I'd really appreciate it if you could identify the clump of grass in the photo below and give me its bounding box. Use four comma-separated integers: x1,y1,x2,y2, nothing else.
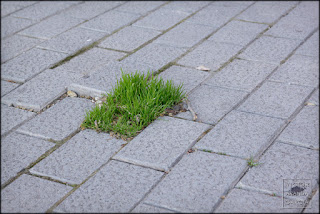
247,156,261,168
81,70,185,139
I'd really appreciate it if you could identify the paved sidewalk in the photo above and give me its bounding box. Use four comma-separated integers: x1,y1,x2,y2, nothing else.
1,1,319,213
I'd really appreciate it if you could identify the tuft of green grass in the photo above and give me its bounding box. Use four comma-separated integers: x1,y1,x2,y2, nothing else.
81,70,186,139
247,156,261,168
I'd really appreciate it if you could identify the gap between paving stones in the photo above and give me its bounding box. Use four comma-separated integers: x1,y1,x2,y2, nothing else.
301,187,320,213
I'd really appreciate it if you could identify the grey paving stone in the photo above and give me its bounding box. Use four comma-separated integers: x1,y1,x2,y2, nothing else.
269,55,319,87
69,61,156,98
64,1,123,20
295,31,319,57
1,132,54,185
1,104,35,136
238,36,301,65
195,110,285,159
1,69,81,112
143,151,247,212
238,81,314,119
236,1,297,24
289,1,319,19
240,142,319,196
1,34,44,63
132,203,174,213
1,48,67,83
154,21,216,48
18,13,85,39
162,1,211,13
1,80,20,97
215,188,301,213
98,26,161,52
1,1,37,17
277,106,319,149
122,42,188,71
186,4,245,27
265,13,318,41
133,8,190,31
30,130,124,185
113,116,210,172
1,174,72,213
177,40,242,71
308,89,319,105
17,97,94,141
1,16,36,38
11,1,80,21
204,59,277,92
53,47,125,76
37,27,108,54
81,10,140,33
208,20,268,47
213,1,254,8
55,160,163,213
115,1,165,15
177,84,248,124
304,189,319,213
158,65,209,94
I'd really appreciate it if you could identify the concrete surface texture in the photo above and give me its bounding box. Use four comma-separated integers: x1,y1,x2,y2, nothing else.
1,1,319,213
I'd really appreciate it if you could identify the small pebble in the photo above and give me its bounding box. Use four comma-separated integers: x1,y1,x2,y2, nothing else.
67,90,77,97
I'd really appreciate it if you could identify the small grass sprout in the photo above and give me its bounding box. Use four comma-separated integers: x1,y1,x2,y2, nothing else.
247,156,261,168
81,70,186,139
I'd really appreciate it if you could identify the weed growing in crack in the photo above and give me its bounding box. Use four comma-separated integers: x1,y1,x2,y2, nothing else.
81,70,185,139
247,156,261,168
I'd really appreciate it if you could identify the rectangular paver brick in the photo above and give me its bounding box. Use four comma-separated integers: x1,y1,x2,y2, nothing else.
1,69,81,112
1,16,36,38
17,97,94,141
277,106,319,149
11,1,79,21
158,65,209,94
195,110,285,159
177,40,242,71
1,80,20,97
113,116,210,172
1,104,35,136
295,31,319,57
208,20,268,47
122,42,187,71
238,36,301,65
98,26,161,52
53,47,125,76
30,130,124,184
64,1,123,20
55,160,163,213
186,4,245,27
81,10,140,33
176,84,248,124
215,188,301,213
132,203,174,213
1,132,54,185
18,13,85,39
1,1,37,17
1,34,44,63
115,1,165,15
143,151,247,212
236,1,297,24
68,61,156,98
269,55,319,87
290,1,319,19
162,1,211,13
204,59,277,92
37,27,108,54
133,8,190,31
1,48,67,83
237,81,314,119
265,12,318,41
239,142,319,196
1,174,72,213
154,21,216,48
